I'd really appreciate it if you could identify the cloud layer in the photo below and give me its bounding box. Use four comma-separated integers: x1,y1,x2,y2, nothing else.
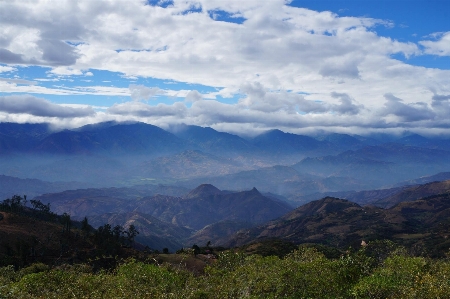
0,0,449,135
0,95,95,118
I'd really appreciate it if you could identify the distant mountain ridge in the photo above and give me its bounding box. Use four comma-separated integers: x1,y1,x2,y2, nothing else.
2,121,450,196
33,184,293,250
223,190,450,256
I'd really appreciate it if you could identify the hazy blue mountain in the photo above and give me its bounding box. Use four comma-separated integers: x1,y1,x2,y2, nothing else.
180,165,366,199
395,133,450,150
0,122,51,153
352,143,450,163
34,122,189,155
395,172,450,187
26,155,129,184
315,133,379,149
133,150,247,179
251,129,324,154
180,165,308,191
293,143,450,188
0,175,88,201
170,124,257,155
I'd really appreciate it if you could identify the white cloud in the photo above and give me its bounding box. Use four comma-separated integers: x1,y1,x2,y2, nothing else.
129,84,166,101
420,32,450,56
0,66,16,73
379,94,435,122
185,90,203,102
0,77,37,85
330,92,364,115
0,95,96,118
0,0,449,134
107,101,187,117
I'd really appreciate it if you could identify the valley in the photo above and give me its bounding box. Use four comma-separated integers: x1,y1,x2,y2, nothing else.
2,121,450,255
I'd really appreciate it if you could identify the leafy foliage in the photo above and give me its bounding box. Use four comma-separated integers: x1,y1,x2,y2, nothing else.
2,244,450,298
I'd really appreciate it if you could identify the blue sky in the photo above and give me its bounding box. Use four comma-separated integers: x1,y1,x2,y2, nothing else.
0,0,449,135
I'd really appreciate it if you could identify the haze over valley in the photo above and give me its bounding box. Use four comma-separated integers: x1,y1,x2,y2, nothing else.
2,4,450,297
2,120,450,252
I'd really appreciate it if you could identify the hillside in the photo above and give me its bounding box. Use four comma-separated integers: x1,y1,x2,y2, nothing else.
33,184,293,248
132,186,292,230
33,184,190,217
374,180,450,208
0,209,124,268
223,191,450,256
87,212,193,251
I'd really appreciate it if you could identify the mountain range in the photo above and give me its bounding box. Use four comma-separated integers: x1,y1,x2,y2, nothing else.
223,181,450,257
24,178,450,254
2,121,450,195
32,184,292,251
2,121,450,253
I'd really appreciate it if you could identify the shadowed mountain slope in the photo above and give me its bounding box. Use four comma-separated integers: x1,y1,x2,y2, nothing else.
87,211,193,251
224,190,450,256
374,180,450,208
133,187,292,230
33,184,293,232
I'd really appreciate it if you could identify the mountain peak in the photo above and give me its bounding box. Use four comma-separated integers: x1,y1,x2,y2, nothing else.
250,187,261,195
185,184,222,199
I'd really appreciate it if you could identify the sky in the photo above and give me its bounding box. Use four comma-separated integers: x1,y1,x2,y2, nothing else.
0,0,449,136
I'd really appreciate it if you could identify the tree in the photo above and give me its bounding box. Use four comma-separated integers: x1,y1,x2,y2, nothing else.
0,195,27,213
30,199,51,214
192,244,200,255
81,217,91,238
61,213,71,233
125,225,139,248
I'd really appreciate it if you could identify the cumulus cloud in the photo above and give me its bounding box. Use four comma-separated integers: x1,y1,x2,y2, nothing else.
0,66,16,73
239,82,327,114
0,95,96,118
0,48,27,64
431,93,450,116
185,90,203,102
320,55,362,79
129,84,165,101
107,101,187,117
37,39,80,66
420,32,450,56
379,93,435,122
330,92,363,115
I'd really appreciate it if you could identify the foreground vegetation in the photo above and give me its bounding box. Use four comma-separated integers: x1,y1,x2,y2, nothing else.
1,242,450,299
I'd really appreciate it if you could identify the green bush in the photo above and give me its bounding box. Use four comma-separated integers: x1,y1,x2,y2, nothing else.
2,245,450,299
351,256,427,298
